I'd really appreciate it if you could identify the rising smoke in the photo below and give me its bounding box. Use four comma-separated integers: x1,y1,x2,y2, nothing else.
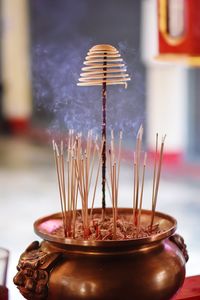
30,0,145,140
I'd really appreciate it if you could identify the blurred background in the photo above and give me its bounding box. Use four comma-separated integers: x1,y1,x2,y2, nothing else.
0,0,200,299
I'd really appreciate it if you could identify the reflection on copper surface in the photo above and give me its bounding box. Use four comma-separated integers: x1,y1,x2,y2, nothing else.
39,219,62,233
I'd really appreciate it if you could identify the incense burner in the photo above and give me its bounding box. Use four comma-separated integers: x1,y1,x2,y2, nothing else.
13,208,188,300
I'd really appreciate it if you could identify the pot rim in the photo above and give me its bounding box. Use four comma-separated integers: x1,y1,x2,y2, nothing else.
34,208,177,248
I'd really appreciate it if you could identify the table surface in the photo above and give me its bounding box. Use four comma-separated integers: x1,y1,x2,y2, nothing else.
174,275,200,300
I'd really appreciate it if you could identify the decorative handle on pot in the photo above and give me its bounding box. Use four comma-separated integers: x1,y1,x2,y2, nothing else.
169,234,189,262
13,241,62,300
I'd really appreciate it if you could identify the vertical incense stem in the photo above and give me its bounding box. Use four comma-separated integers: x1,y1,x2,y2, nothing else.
106,178,112,205
60,141,67,236
137,153,147,235
90,139,104,218
116,130,122,208
151,133,158,215
134,127,142,226
113,162,117,239
88,136,97,191
102,52,107,216
53,142,67,237
151,135,166,228
133,152,136,225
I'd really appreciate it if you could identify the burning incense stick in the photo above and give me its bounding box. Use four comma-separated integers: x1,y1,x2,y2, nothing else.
77,44,130,213
65,133,104,239
53,141,67,236
150,135,166,228
133,126,143,226
90,138,105,218
53,135,81,238
52,127,166,241
116,130,123,207
151,133,158,217
113,162,117,239
102,53,107,216
88,135,98,191
137,152,147,235
108,130,123,238
133,151,137,225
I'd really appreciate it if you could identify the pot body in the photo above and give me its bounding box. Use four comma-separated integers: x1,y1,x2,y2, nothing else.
13,210,188,300
46,239,185,300
14,237,187,300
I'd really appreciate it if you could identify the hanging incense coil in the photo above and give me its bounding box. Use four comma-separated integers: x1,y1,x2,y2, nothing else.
77,44,131,87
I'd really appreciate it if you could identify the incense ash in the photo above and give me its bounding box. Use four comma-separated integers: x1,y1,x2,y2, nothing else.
51,213,161,241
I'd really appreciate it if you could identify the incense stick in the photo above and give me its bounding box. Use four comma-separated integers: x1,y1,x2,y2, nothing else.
150,135,166,228
137,152,147,235
90,139,105,218
113,162,117,239
133,126,143,226
116,130,122,209
151,133,158,218
52,127,166,241
102,53,107,213
53,141,67,237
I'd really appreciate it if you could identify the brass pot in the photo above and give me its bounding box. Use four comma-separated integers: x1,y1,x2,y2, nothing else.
14,208,188,300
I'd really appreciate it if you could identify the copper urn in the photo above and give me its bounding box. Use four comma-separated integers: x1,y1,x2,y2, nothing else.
14,208,188,300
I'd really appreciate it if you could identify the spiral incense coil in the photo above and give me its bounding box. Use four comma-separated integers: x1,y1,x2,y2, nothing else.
77,44,131,87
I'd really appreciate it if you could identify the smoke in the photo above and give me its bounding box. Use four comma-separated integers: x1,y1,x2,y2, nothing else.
32,41,145,138
30,1,145,140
